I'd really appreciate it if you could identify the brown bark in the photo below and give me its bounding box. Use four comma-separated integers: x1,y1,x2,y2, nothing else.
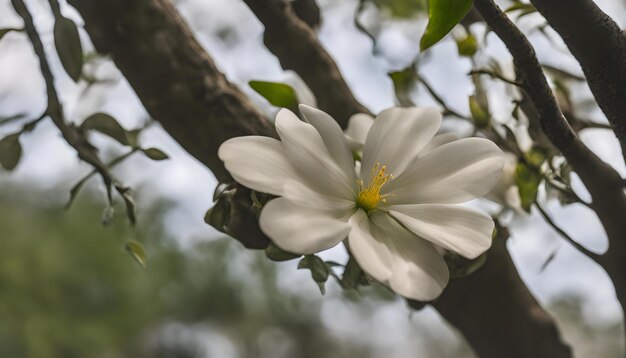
64,0,574,356
67,0,276,181
242,0,369,128
433,225,572,358
528,0,626,162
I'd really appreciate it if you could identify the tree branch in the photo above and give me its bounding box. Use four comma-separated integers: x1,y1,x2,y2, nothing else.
242,0,369,127
475,0,626,336
12,0,123,206
67,0,276,182
528,0,626,162
433,224,573,358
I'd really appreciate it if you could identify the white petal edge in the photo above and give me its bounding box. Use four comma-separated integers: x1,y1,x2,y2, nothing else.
259,198,351,255
345,113,374,149
275,109,356,200
299,104,357,184
361,107,442,180
389,204,494,259
218,136,297,196
370,212,449,301
384,137,505,205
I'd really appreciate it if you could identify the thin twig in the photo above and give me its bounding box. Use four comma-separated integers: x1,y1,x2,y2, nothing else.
418,75,470,120
12,0,124,205
470,69,525,87
535,202,602,264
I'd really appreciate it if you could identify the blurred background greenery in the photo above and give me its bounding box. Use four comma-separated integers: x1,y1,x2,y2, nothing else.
0,185,622,358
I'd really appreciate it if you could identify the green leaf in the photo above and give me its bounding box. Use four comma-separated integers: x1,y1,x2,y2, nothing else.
340,255,365,290
469,95,490,128
249,81,298,108
0,28,22,41
80,113,130,146
515,162,542,212
124,240,146,268
420,0,473,51
0,133,22,171
117,186,137,225
456,33,478,57
53,16,83,82
65,173,93,209
141,148,169,161
265,242,301,262
389,66,418,107
298,255,329,294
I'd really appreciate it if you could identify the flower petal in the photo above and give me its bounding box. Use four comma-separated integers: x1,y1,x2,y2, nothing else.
283,179,356,212
389,204,493,259
276,109,356,200
370,212,449,301
218,136,297,196
345,113,374,150
384,137,504,204
260,198,351,255
299,104,356,183
361,107,441,180
347,209,394,284
419,132,458,157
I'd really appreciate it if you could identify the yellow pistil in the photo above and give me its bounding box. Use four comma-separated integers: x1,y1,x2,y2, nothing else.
356,162,393,211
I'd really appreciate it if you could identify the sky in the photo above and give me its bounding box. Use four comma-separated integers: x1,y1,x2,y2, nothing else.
1,0,626,356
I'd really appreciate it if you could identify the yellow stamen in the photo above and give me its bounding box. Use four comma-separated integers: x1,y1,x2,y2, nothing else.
356,162,393,211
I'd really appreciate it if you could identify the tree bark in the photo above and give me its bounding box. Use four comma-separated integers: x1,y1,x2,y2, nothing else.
433,225,572,358
528,0,626,162
67,0,276,181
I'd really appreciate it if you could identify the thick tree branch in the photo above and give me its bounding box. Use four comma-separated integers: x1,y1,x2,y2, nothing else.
433,224,572,358
242,0,369,127
68,0,274,248
528,0,626,162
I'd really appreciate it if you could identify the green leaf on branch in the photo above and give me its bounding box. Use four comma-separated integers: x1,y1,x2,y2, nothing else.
340,255,366,290
53,16,83,82
515,162,542,212
0,133,22,171
141,148,169,161
389,66,418,107
125,240,146,268
420,0,473,51
80,113,130,146
456,33,478,57
298,255,329,294
469,94,490,128
265,242,301,262
249,81,298,109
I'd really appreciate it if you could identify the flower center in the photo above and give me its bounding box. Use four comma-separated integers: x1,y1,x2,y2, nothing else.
356,162,393,211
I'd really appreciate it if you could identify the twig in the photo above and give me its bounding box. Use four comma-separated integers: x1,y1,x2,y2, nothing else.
418,75,470,120
470,69,525,87
12,0,123,205
535,202,602,264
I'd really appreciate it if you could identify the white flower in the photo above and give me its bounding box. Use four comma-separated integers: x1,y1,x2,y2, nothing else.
484,152,523,212
219,105,504,300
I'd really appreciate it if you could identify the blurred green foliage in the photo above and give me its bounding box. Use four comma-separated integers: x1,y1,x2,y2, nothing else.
0,192,370,358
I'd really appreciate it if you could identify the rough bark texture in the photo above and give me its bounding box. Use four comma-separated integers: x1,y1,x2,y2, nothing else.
68,0,276,181
66,0,575,356
529,0,626,162
433,225,572,358
242,0,369,128
475,0,626,337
